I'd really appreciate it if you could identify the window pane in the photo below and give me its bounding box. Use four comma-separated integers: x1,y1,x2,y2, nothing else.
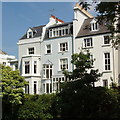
104,53,110,70
43,65,52,79
50,83,52,93
34,61,37,74
34,81,37,94
60,58,68,70
28,48,34,54
46,45,51,54
25,61,30,74
50,69,52,78
66,29,68,34
103,80,108,87
46,69,49,78
104,36,110,44
43,84,45,92
46,83,49,93
84,38,92,47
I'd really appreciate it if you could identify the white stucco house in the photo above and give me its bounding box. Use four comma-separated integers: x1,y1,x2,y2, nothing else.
18,3,120,94
0,49,18,71
74,4,120,87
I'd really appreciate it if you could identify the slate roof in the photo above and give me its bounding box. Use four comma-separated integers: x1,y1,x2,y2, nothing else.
20,25,45,40
76,18,111,38
20,22,73,40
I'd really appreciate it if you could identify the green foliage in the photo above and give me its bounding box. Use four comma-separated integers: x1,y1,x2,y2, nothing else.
95,2,120,48
63,51,101,87
0,64,27,119
60,51,120,118
59,83,120,118
17,94,55,120
0,64,27,105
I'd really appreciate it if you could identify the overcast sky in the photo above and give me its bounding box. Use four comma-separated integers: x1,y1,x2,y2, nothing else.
2,2,97,58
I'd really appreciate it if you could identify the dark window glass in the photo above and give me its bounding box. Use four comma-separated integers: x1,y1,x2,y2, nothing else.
104,36,110,44
46,83,49,93
25,82,29,94
34,61,37,74
103,80,108,87
28,48,34,54
34,81,37,94
25,61,30,74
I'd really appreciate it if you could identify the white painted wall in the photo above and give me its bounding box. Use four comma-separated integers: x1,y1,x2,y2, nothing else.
41,36,73,94
41,36,73,75
18,37,42,94
75,33,116,87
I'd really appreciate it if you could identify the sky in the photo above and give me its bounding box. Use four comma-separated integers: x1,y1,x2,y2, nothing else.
2,2,97,58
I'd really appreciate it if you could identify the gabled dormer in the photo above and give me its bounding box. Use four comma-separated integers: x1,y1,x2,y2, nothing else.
27,28,37,38
90,18,99,31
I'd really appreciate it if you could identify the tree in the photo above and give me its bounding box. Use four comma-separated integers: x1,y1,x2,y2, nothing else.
0,64,27,119
58,51,120,118
63,51,101,87
95,2,120,48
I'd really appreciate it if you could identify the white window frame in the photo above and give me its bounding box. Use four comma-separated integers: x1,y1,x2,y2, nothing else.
43,65,52,79
103,35,110,45
25,81,29,94
28,47,34,55
103,79,108,87
104,52,111,71
33,81,37,94
27,31,33,38
49,29,52,38
34,61,37,74
59,42,68,52
91,22,98,31
48,27,69,38
46,44,51,54
84,38,93,48
59,58,68,70
25,61,30,74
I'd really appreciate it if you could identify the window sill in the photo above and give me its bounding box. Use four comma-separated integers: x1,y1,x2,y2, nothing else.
102,44,111,47
45,53,52,55
102,70,112,73
58,69,68,72
58,51,68,54
22,74,41,77
82,46,93,49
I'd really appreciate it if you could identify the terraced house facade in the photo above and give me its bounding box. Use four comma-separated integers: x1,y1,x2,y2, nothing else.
18,3,120,94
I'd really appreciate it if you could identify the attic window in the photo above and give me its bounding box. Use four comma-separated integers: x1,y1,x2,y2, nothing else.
91,22,98,31
49,27,69,38
28,31,33,38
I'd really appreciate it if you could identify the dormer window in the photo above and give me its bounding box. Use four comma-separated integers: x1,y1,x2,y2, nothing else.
49,27,69,38
91,22,98,31
90,19,99,31
28,32,33,38
27,28,35,38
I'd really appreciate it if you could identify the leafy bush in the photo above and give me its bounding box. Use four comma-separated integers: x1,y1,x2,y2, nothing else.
17,94,55,120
